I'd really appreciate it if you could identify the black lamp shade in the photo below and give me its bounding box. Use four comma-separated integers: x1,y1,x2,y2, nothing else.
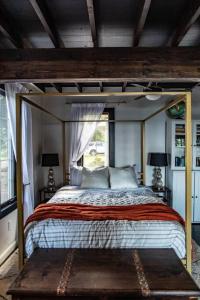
41,153,59,167
148,153,168,167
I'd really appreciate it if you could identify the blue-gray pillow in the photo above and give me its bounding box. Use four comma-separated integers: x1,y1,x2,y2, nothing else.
109,167,138,189
81,167,109,189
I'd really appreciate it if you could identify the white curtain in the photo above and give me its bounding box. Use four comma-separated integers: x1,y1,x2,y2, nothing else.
5,83,34,222
69,103,105,177
5,83,27,158
22,101,34,221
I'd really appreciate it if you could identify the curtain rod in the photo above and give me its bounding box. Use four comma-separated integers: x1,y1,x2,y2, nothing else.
65,101,127,105
64,120,142,123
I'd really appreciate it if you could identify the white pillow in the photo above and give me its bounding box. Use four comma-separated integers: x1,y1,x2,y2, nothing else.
81,167,109,189
109,167,138,189
70,166,83,186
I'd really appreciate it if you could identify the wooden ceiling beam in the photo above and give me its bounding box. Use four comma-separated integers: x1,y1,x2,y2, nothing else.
1,48,200,82
86,0,98,47
168,0,200,46
29,0,64,48
134,0,151,47
75,83,82,93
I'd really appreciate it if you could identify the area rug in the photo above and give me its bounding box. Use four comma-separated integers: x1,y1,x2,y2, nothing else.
0,251,18,300
1,245,200,300
192,240,200,286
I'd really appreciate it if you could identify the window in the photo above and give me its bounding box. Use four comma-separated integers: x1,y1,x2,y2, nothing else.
83,113,109,169
0,93,16,218
82,108,115,169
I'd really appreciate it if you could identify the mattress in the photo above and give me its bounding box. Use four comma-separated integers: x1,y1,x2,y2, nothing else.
25,186,185,258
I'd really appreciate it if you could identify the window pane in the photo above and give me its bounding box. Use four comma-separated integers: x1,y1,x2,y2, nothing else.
83,114,109,169
0,95,15,204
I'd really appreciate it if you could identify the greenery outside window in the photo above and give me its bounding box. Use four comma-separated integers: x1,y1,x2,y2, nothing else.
81,108,115,169
83,113,109,169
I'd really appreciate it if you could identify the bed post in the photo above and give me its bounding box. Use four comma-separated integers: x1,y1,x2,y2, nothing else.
16,94,24,270
185,92,192,273
141,121,146,185
62,121,66,184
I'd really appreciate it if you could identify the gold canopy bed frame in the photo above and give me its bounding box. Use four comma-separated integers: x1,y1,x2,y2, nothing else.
16,91,192,272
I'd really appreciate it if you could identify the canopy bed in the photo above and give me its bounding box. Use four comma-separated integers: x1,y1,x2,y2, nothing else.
15,91,192,272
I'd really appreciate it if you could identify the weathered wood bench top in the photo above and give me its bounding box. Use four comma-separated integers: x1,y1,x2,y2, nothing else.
8,248,200,299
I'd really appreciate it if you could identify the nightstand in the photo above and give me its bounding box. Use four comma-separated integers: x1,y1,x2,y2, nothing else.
149,186,172,207
39,187,59,203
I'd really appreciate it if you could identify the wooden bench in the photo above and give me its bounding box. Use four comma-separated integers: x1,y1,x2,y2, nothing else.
8,248,200,300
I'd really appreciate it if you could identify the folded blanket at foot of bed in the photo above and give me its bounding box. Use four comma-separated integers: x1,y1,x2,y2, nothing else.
25,202,184,227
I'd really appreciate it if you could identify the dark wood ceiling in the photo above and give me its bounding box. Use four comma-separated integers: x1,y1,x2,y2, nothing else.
0,0,200,92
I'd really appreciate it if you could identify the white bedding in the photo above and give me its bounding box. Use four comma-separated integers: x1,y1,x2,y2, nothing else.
25,186,185,258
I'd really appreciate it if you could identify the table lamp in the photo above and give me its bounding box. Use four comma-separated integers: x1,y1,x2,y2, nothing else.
148,152,168,190
42,153,59,192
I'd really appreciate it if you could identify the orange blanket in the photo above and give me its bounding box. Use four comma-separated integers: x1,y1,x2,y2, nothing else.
25,203,184,227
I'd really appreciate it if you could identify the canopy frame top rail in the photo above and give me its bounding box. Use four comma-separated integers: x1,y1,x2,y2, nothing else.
20,91,188,123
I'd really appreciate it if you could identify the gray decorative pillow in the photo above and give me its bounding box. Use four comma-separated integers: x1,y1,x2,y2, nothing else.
70,166,83,186
109,167,138,189
81,167,109,189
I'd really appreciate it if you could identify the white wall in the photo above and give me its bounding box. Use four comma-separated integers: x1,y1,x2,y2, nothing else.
145,112,167,186
115,106,141,172
42,122,64,187
115,107,167,185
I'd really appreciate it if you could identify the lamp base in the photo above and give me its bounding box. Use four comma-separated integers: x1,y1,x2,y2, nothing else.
47,167,56,192
152,167,163,191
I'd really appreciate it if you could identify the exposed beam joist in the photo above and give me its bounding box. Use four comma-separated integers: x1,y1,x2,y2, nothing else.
122,82,127,92
168,0,200,46
1,48,200,82
23,83,45,93
0,6,31,48
51,83,62,93
86,0,98,47
134,0,151,47
0,84,5,94
75,83,82,93
99,82,103,92
29,0,64,48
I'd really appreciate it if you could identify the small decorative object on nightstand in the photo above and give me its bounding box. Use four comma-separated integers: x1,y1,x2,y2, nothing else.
41,153,59,192
148,152,168,190
150,186,172,207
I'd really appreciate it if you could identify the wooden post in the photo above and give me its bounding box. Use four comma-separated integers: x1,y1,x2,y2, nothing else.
185,92,192,273
62,121,66,184
16,94,24,269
